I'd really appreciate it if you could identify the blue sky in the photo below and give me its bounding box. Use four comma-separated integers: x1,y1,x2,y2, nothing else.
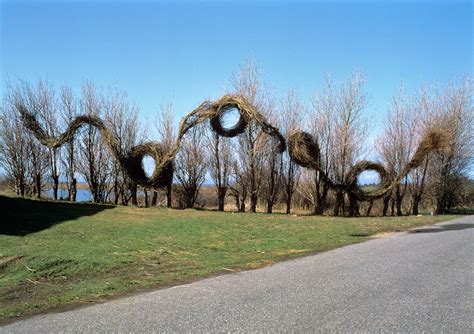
1,0,472,141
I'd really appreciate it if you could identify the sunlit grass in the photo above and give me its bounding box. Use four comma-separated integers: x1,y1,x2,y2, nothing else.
0,195,457,322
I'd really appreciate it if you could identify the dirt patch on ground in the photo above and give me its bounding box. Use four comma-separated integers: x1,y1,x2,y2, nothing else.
0,256,22,269
370,232,399,239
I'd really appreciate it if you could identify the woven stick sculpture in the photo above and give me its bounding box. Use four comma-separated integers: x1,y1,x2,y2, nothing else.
16,94,286,190
287,128,451,201
17,92,449,203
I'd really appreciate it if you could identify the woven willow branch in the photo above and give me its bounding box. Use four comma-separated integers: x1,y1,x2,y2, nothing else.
287,128,451,201
17,92,450,202
16,94,285,190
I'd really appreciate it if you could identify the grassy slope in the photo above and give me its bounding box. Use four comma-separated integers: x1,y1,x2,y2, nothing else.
0,195,457,322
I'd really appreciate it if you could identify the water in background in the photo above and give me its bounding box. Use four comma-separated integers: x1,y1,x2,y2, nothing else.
44,188,92,202
43,188,149,203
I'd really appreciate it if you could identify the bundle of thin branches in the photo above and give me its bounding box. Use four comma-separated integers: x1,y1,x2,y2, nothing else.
209,95,286,152
287,131,320,170
16,94,285,190
287,128,451,202
346,161,392,201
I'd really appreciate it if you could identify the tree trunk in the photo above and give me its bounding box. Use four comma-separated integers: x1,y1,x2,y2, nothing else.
314,198,325,215
217,187,227,211
396,197,403,216
20,179,25,197
152,191,158,206
285,192,292,214
70,178,77,202
233,194,240,212
382,195,390,216
91,179,99,203
333,190,344,216
131,183,138,207
435,196,446,215
16,177,26,197
348,193,360,217
411,158,429,216
144,189,149,208
435,161,449,215
113,181,119,205
15,181,20,196
240,200,246,213
186,193,194,209
166,184,172,208
35,173,41,199
67,140,76,202
314,182,329,215
435,166,450,215
120,189,127,205
52,175,59,201
412,195,421,215
266,199,273,214
250,192,257,213
313,172,322,215
395,186,403,216
366,199,374,217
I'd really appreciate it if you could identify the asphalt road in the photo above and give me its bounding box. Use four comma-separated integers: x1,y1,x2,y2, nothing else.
2,215,473,333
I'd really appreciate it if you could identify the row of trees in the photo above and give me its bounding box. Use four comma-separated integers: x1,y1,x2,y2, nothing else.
301,74,473,216
1,63,472,216
0,81,142,205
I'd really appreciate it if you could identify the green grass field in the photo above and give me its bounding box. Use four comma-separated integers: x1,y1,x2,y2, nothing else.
0,195,458,322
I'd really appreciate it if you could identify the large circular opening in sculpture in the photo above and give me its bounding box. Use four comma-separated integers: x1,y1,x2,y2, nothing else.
357,170,381,192
142,155,156,178
123,142,173,189
210,103,248,137
220,106,240,128
347,161,389,201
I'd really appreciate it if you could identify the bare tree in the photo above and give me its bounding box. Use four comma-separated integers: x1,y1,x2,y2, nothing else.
377,86,417,216
303,73,368,216
12,81,62,200
104,88,140,205
307,76,337,215
59,85,78,201
262,135,284,213
239,123,266,213
331,72,368,216
207,130,232,211
261,100,284,214
429,78,473,214
77,82,112,203
155,101,176,207
174,126,207,208
229,58,269,213
408,88,434,215
1,82,52,199
26,131,48,198
0,101,30,197
297,170,318,213
229,159,248,212
280,90,302,214
23,81,62,200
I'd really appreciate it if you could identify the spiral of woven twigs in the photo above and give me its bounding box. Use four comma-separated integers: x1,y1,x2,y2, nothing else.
17,92,450,201
16,94,286,190
208,95,286,152
288,128,451,201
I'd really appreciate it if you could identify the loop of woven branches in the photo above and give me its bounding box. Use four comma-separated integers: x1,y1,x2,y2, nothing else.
17,91,450,201
209,95,286,152
288,128,451,201
16,94,286,190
